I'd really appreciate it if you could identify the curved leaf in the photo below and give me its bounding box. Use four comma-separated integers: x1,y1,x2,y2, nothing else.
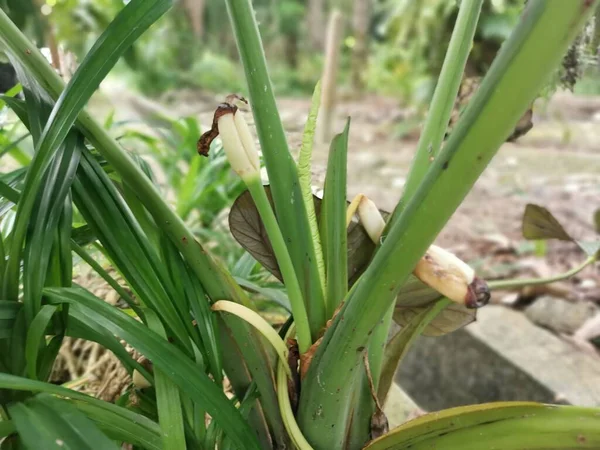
0,373,161,449
365,402,600,449
9,394,118,450
44,286,261,450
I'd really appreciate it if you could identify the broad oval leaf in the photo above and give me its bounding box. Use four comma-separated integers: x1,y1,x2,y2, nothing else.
523,204,600,256
394,276,476,336
365,402,600,449
229,186,377,285
522,204,572,241
394,302,476,337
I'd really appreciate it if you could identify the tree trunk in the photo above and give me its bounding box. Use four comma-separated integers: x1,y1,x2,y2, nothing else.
307,0,325,50
351,0,370,92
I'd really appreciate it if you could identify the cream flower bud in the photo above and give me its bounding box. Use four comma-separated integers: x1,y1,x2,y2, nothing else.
413,245,489,308
132,369,151,389
217,111,260,181
357,196,386,243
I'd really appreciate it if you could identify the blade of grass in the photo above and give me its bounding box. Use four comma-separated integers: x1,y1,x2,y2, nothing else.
25,304,58,380
44,286,261,450
145,309,186,450
225,0,327,339
390,0,484,224
320,119,350,316
0,373,161,444
1,9,285,443
9,394,119,450
297,2,598,447
0,0,173,301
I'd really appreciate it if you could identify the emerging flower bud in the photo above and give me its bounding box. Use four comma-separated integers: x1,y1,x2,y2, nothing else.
197,95,260,181
413,245,490,308
218,110,260,181
353,195,490,309
357,196,386,243
132,369,152,389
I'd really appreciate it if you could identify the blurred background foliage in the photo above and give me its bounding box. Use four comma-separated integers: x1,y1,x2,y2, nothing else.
2,0,599,103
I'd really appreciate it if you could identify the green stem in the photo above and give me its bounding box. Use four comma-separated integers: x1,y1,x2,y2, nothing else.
489,256,596,290
225,0,327,339
385,0,483,232
246,177,312,353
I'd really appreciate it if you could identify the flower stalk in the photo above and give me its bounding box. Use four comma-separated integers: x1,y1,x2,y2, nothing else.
352,194,490,308
199,99,312,353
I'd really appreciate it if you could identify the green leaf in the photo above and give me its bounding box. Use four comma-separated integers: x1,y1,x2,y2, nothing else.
145,309,187,450
22,132,81,325
0,420,16,438
398,0,484,214
522,204,572,241
594,209,600,234
365,402,600,449
320,119,350,316
72,401,162,450
25,304,58,379
44,286,261,450
10,394,119,450
379,299,450,405
0,373,161,449
0,0,173,301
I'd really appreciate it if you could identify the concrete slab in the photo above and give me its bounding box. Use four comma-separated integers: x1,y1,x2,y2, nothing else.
396,305,600,411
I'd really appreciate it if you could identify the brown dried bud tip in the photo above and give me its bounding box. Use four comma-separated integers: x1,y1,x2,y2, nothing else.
196,94,248,157
465,276,491,309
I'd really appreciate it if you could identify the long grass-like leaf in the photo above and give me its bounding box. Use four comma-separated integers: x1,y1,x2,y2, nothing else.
145,310,187,450
298,81,326,298
25,304,58,380
0,0,172,301
44,286,261,450
0,373,160,440
319,119,350,316
9,394,118,450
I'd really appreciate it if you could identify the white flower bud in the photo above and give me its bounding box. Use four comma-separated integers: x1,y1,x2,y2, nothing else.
217,110,260,181
357,196,386,243
132,369,151,389
413,245,489,308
